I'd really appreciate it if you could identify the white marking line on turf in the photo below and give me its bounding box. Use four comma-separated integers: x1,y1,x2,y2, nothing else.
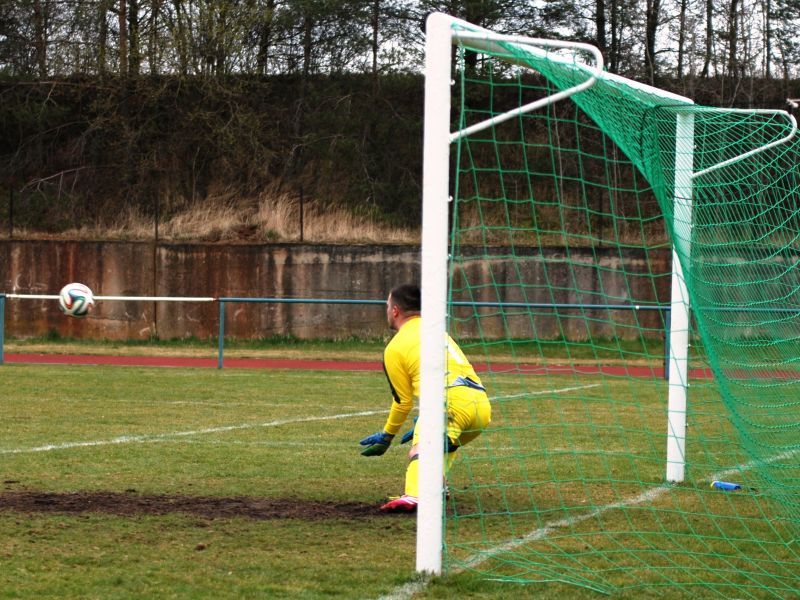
377,446,800,600
461,448,800,569
177,440,354,447
491,383,600,401
377,580,430,600
0,410,385,455
156,400,298,407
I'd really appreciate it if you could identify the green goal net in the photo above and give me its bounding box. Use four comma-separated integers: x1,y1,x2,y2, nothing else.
422,13,800,597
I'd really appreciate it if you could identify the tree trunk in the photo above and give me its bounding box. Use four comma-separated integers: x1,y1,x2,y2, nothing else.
676,0,687,78
645,0,660,84
172,0,188,75
302,14,313,77
216,3,229,76
764,0,772,79
371,0,379,78
33,0,47,77
148,0,162,74
727,0,739,79
701,0,713,77
257,0,276,75
129,0,141,76
609,0,619,73
119,0,128,75
595,0,607,58
98,0,109,74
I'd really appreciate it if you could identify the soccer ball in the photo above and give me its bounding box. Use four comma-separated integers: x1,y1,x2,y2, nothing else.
58,282,95,318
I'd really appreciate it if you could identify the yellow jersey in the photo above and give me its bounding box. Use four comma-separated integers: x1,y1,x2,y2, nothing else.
381,316,484,436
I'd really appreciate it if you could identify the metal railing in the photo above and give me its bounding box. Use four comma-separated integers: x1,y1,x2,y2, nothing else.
216,297,387,368
1,293,671,370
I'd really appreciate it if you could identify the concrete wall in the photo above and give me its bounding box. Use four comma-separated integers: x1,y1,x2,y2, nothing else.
0,241,670,340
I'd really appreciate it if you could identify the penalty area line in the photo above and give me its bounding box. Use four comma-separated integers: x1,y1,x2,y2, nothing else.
0,410,385,455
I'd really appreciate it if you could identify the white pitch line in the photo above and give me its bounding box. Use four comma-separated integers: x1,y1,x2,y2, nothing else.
156,401,298,408
491,383,600,401
708,448,799,483
376,441,800,600
464,447,800,568
4,384,595,455
376,580,430,600
0,410,385,455
176,440,354,447
459,485,672,570
376,484,673,600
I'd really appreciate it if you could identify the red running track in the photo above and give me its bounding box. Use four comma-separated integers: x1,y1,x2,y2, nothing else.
2,353,714,378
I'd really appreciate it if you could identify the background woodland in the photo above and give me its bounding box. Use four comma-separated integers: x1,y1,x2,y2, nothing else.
1,0,799,239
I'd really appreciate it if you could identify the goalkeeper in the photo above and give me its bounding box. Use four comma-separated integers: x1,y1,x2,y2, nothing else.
359,283,492,512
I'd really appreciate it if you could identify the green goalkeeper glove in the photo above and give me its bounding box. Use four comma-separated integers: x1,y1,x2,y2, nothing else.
360,431,394,456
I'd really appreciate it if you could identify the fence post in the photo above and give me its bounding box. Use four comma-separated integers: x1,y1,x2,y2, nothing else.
217,300,225,369
299,186,304,242
663,308,670,380
0,294,5,365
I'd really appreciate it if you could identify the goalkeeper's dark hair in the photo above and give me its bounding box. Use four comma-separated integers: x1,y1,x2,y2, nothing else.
390,284,421,313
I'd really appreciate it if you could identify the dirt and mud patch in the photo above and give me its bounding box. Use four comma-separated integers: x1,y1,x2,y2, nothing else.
0,489,395,520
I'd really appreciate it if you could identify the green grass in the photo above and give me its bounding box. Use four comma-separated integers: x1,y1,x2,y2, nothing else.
1,363,798,598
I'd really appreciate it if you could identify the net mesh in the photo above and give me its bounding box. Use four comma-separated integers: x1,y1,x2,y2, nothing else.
442,27,800,597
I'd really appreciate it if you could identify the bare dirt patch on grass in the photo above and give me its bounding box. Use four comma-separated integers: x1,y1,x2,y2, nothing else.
0,490,391,520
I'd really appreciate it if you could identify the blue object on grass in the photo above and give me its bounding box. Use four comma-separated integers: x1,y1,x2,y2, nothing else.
711,481,742,491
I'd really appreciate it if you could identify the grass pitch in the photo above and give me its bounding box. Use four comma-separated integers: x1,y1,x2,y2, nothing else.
1,362,798,598
1,365,420,599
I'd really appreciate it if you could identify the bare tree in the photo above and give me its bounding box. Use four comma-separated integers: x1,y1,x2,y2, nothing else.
167,0,190,74
645,0,661,83
98,0,109,74
119,0,128,75
701,0,713,76
302,9,313,77
256,0,277,75
727,0,740,79
676,0,688,78
609,0,619,72
371,0,379,76
764,0,772,78
148,0,164,74
33,0,47,76
129,0,141,75
4,0,800,81
596,0,607,57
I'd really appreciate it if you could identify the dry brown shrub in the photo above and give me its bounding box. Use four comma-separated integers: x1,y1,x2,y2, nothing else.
49,184,420,244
